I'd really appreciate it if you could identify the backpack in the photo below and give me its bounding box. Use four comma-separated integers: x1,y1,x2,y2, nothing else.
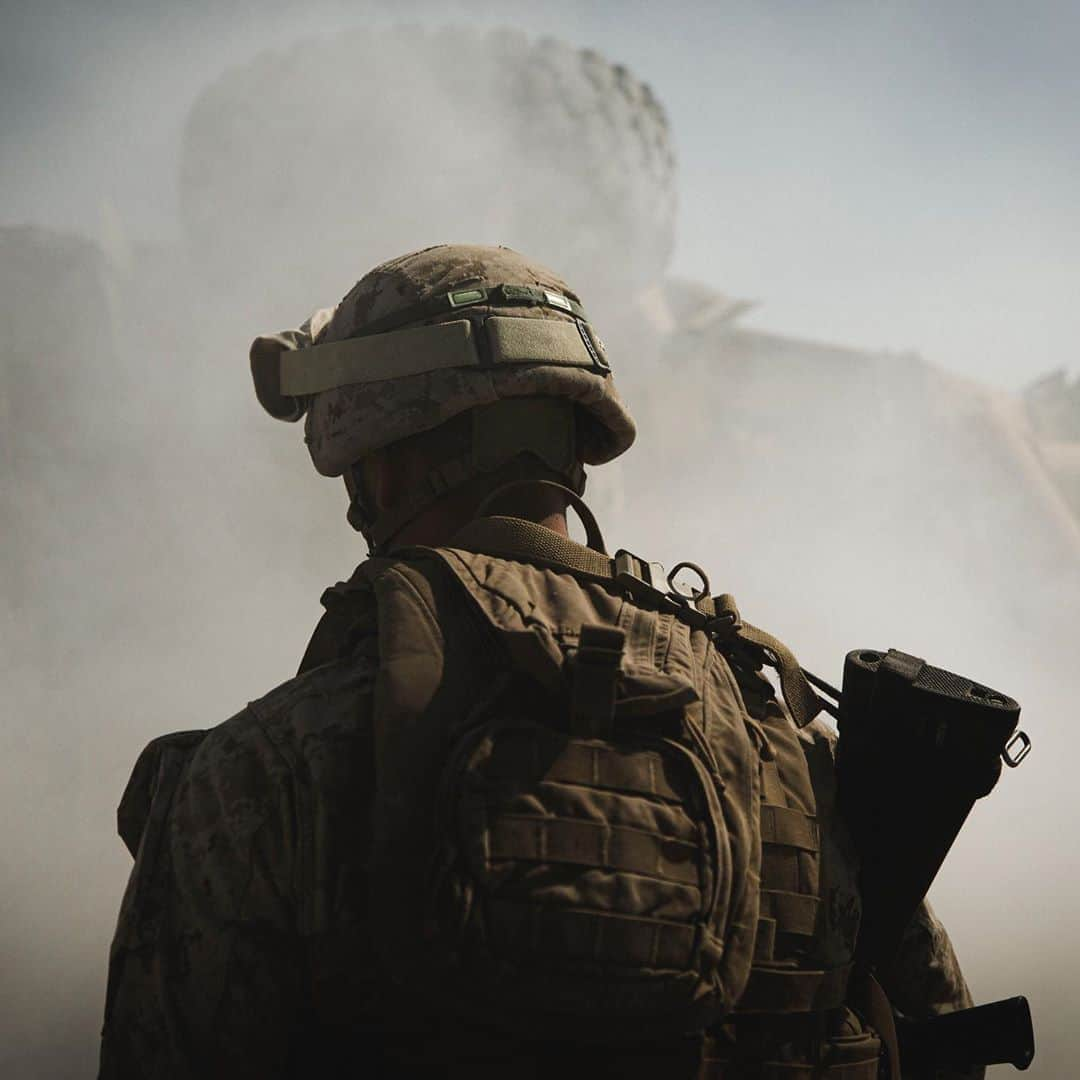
360,525,788,1042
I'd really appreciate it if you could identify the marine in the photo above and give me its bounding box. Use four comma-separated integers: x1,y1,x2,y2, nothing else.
99,244,978,1079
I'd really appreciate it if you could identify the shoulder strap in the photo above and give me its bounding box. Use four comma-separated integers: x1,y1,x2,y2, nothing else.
446,515,825,728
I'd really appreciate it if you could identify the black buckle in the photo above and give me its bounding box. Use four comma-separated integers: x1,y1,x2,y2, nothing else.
613,549,664,591
613,550,716,630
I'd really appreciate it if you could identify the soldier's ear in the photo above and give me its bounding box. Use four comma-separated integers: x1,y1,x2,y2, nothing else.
366,453,411,513
372,459,396,513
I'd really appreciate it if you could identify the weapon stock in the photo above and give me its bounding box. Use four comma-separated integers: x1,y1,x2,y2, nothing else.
826,648,1034,1072
897,996,1035,1073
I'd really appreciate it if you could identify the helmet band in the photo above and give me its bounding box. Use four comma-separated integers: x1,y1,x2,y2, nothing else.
254,314,608,423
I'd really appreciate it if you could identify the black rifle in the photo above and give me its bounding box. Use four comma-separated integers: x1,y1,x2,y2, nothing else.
811,648,1034,1073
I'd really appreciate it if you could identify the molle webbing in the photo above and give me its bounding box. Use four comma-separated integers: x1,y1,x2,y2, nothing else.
736,964,852,1014
485,901,699,971
700,1046,879,1080
447,515,826,727
489,814,702,886
759,889,819,938
717,627,831,1023
752,802,821,955
484,736,685,804
760,804,819,852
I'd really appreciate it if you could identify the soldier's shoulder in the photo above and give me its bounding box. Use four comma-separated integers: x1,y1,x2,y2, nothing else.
187,652,379,791
246,650,379,746
118,655,378,856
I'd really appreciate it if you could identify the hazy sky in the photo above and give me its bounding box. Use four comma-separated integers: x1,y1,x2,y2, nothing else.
3,5,1077,1077
3,0,1078,389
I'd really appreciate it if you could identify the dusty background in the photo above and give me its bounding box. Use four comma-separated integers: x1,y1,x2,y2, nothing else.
2,1,1077,1076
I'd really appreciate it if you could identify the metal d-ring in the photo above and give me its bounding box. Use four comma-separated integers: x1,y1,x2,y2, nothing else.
667,561,712,603
1002,730,1032,768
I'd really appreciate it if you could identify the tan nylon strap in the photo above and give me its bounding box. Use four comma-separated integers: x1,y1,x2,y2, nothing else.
762,849,803,893
754,917,777,963
489,900,697,968
736,964,852,1014
703,593,825,728
735,621,823,728
450,515,616,576
759,890,820,938
760,805,819,852
451,515,663,596
489,814,701,887
475,480,607,554
279,315,598,395
448,516,825,726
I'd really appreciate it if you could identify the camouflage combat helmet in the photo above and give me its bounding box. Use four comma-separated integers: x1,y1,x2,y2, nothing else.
251,244,636,549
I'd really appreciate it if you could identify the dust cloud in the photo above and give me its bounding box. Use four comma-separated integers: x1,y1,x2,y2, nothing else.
2,5,1077,1078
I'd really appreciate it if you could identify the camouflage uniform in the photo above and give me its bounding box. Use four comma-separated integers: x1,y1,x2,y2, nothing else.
99,246,978,1078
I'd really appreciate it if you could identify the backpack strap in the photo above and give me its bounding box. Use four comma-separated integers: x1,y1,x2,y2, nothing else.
446,515,826,728
475,479,608,554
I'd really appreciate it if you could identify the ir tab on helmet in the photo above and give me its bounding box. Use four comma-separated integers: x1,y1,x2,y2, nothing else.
448,288,487,308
